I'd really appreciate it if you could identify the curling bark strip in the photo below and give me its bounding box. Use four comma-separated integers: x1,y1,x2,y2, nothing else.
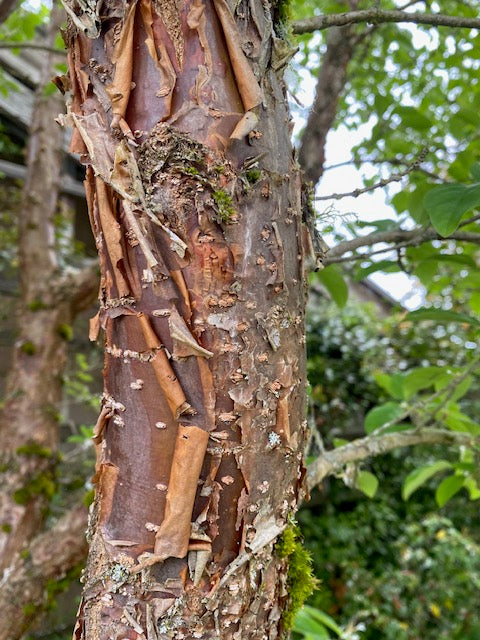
61,0,311,637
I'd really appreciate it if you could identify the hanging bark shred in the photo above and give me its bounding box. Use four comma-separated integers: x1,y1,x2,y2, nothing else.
63,0,311,637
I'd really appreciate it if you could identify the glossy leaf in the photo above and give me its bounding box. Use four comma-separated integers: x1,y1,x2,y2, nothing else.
402,461,452,501
424,182,480,236
293,608,331,639
316,265,348,308
356,470,379,498
302,605,343,636
403,366,445,399
365,402,403,434
406,308,480,325
435,475,465,507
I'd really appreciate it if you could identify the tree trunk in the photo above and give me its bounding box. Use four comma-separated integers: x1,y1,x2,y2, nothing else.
0,10,98,635
63,0,312,637
0,7,71,573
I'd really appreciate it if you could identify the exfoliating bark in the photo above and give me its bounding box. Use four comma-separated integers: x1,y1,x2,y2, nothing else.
62,1,313,637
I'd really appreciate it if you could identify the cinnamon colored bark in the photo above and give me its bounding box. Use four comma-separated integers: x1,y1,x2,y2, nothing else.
63,0,312,637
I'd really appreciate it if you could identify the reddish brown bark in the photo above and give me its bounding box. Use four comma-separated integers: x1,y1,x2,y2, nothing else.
63,0,312,637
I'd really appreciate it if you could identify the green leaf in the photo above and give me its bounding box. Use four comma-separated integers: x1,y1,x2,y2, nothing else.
365,402,403,434
471,163,480,181
374,372,405,400
395,106,432,130
464,477,480,500
316,265,348,308
435,474,465,507
355,219,398,232
406,308,480,325
442,405,480,435
356,470,379,498
293,608,331,639
302,606,343,636
403,366,445,399
402,460,452,501
469,292,480,314
424,182,480,236
354,260,400,281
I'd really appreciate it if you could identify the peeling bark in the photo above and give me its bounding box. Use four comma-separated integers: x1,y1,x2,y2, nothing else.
63,1,311,637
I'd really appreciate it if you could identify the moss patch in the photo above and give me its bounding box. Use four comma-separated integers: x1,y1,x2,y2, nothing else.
13,469,57,505
57,323,73,341
16,442,53,459
276,524,318,629
212,189,235,223
21,341,36,356
27,299,48,312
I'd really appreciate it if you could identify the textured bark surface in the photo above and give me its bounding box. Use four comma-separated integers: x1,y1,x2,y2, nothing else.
0,7,70,574
63,0,311,638
0,504,88,640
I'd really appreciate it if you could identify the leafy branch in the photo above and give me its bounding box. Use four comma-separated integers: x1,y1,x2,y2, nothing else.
292,10,480,35
306,429,476,491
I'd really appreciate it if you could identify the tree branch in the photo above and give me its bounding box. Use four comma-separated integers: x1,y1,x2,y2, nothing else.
0,41,66,54
298,15,360,185
306,429,476,491
55,259,100,314
292,10,480,35
324,227,480,263
315,148,428,201
0,503,88,640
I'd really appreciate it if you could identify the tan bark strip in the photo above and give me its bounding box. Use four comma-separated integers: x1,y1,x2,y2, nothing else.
106,0,137,131
169,307,214,359
212,0,263,111
137,312,192,418
97,462,120,527
187,0,213,104
275,396,290,444
95,177,131,298
122,200,159,270
140,0,177,111
170,269,193,319
153,425,210,559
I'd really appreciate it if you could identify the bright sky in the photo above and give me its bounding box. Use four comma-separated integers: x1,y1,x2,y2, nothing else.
288,51,425,310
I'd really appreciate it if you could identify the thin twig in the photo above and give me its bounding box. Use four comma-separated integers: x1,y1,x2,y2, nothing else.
325,228,480,263
0,41,66,54
315,148,428,201
292,10,480,35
